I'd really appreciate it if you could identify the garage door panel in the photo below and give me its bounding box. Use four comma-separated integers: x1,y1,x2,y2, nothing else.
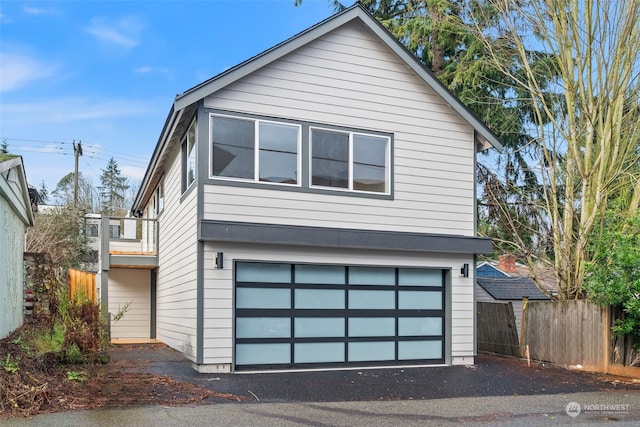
236,288,290,308
348,317,395,337
399,268,443,286
235,262,445,370
295,343,345,363
348,290,395,309
236,262,290,282
348,341,395,362
294,317,345,337
398,317,442,336
236,343,290,365
399,340,442,360
236,317,291,338
295,289,345,309
295,264,345,284
348,267,395,285
398,290,442,310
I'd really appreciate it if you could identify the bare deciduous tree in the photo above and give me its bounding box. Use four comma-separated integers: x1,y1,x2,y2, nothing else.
476,0,640,298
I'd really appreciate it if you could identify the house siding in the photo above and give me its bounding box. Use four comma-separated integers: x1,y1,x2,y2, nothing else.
108,269,151,340
200,241,475,368
152,143,199,360
0,197,27,339
202,21,475,236
0,161,31,339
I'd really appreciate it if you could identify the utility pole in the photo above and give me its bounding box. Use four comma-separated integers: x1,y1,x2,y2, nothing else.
73,140,82,208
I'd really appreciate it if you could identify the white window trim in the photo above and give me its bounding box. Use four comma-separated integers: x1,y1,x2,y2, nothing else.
209,113,302,187
309,126,391,195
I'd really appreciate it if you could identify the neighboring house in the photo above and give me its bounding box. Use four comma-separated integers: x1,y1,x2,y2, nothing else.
0,155,35,339
108,4,503,372
476,256,551,335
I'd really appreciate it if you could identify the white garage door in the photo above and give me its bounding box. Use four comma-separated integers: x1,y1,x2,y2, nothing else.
234,262,445,370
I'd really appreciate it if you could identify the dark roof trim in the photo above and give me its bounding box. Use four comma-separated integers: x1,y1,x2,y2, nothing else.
131,105,180,212
199,220,492,254
174,3,503,152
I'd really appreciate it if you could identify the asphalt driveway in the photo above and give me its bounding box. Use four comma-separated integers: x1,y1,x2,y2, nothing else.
110,343,640,403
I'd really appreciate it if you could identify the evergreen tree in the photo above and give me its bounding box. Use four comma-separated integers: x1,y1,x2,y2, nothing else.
297,0,557,259
1,140,8,154
38,180,49,204
99,157,130,216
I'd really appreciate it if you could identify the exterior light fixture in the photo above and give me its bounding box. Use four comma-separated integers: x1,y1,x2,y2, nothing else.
460,263,469,277
215,252,224,269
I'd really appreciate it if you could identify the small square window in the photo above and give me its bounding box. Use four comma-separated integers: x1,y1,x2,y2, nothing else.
109,225,120,239
86,223,99,238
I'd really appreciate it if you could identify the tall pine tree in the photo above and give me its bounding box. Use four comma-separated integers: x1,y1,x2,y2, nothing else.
99,157,129,216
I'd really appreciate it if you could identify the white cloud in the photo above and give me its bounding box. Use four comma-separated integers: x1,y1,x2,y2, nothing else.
135,66,153,74
85,16,144,49
0,97,163,124
120,164,147,182
134,66,171,76
23,7,54,16
0,52,57,92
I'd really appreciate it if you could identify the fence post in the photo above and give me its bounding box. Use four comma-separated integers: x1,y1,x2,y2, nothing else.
520,297,528,357
603,305,610,373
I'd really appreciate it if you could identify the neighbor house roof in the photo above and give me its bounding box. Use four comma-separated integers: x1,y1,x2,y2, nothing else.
133,2,503,212
476,277,550,301
0,155,35,226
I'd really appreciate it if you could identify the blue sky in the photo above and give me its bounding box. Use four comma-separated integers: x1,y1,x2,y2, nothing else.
0,0,337,196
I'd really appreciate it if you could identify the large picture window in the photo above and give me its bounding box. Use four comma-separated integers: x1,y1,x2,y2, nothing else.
211,115,301,185
311,127,390,194
208,112,392,196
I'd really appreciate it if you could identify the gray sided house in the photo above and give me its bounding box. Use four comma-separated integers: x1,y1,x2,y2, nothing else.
120,4,502,372
0,155,34,338
476,276,550,336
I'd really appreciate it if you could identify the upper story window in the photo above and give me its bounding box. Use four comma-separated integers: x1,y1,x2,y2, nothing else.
182,119,196,193
310,128,390,194
211,115,301,185
208,112,392,197
153,178,164,216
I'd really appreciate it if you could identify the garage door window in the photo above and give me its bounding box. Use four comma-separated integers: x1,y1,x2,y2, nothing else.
234,262,445,370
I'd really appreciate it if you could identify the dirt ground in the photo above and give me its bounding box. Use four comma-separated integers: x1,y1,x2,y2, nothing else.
2,330,639,420
0,336,248,420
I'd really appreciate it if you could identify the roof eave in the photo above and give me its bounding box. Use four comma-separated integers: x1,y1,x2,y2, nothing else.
175,3,503,152
136,2,506,211
131,105,180,213
0,156,34,226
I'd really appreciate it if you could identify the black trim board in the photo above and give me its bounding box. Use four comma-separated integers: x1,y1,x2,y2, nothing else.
199,220,492,254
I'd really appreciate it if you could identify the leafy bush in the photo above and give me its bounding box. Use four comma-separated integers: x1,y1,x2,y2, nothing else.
585,209,640,347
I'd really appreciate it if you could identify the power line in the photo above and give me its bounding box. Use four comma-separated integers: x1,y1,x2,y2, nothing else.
2,136,150,165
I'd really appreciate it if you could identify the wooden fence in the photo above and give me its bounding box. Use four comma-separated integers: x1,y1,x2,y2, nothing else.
609,306,640,368
523,300,608,371
477,302,520,357
68,268,97,304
